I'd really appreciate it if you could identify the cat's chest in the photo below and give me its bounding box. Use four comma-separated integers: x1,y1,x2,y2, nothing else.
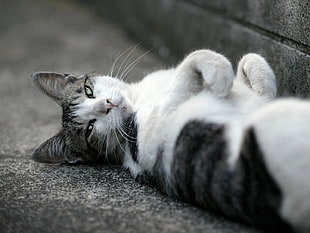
130,69,176,111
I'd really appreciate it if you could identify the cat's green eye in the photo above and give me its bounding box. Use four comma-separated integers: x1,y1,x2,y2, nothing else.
85,119,96,139
84,86,94,98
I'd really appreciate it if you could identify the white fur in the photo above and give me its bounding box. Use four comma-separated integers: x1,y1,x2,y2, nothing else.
74,49,310,231
75,50,277,177
246,99,310,232
74,50,278,176
122,50,275,176
236,53,276,99
74,76,133,133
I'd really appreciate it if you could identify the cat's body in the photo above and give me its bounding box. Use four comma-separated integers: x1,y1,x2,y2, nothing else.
32,50,310,233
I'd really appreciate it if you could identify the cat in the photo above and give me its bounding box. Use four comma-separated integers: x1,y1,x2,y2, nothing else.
32,49,310,233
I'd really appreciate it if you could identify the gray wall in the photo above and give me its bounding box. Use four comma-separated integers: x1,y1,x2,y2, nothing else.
78,0,310,97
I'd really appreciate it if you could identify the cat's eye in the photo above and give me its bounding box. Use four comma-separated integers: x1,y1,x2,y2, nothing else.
84,76,95,99
85,119,96,139
84,86,94,99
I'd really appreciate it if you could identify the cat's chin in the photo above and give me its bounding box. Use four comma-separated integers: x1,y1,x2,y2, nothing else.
119,98,134,119
104,105,132,128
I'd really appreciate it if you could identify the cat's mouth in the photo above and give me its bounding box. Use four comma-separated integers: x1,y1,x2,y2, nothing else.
106,99,118,114
106,105,117,114
105,103,126,115
94,98,119,115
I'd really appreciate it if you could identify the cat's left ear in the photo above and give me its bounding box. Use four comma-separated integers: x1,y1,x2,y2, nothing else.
32,72,78,105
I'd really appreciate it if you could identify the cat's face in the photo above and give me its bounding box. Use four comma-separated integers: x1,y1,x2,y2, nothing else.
32,72,133,164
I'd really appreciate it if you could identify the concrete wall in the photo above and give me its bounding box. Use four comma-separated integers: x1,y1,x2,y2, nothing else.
77,0,310,97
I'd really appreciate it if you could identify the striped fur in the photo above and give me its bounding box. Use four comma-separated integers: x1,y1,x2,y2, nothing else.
135,121,294,232
32,50,310,233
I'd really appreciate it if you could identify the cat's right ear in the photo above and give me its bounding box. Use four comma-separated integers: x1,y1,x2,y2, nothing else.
32,72,77,105
32,131,84,164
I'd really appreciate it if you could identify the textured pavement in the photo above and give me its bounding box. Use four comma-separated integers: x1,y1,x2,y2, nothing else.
0,1,264,232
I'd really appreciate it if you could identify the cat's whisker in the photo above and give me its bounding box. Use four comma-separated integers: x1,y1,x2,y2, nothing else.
116,127,136,143
119,47,154,81
105,131,110,162
96,131,108,162
113,130,126,154
120,130,136,142
119,125,137,141
113,149,120,164
121,123,136,132
115,128,125,142
108,43,141,78
116,43,141,79
123,73,135,82
108,53,121,77
119,56,145,82
108,46,135,77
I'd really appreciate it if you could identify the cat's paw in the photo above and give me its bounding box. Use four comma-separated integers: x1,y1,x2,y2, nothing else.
188,50,234,97
236,53,277,99
175,50,234,97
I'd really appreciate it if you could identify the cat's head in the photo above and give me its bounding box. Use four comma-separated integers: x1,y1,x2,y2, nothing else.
32,72,133,164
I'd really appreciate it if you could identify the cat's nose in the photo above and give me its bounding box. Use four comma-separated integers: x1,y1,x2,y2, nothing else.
94,99,117,114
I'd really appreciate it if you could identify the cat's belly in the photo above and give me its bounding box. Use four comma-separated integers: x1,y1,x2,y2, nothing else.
125,90,257,177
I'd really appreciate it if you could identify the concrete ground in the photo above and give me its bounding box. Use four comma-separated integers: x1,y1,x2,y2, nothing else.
0,1,264,232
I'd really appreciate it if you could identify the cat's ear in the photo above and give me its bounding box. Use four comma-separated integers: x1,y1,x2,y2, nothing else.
32,130,84,164
32,72,78,105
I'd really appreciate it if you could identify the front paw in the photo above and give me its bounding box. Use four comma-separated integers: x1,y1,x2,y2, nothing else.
237,53,277,99
186,50,234,97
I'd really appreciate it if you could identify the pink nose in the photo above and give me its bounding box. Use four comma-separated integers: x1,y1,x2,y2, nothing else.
94,99,117,114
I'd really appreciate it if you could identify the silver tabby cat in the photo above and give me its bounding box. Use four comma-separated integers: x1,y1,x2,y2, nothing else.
32,49,310,233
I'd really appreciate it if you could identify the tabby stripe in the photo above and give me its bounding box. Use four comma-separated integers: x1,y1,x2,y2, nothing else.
166,121,293,232
237,128,293,231
126,113,139,163
171,121,226,213
135,147,167,193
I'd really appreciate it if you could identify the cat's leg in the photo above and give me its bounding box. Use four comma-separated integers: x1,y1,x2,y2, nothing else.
236,53,277,99
243,99,310,232
160,98,310,231
172,49,234,97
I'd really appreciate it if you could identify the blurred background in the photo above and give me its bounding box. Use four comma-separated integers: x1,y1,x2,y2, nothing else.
0,0,309,233
75,0,310,97
1,0,309,97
